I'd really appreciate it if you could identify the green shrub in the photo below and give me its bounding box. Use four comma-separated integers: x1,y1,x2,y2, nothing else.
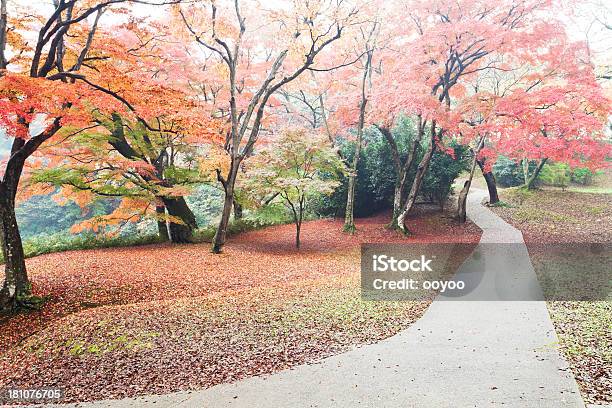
193,203,294,243
571,167,594,185
186,184,224,226
0,231,161,264
312,116,467,216
538,163,570,189
311,125,398,218
421,143,469,208
492,156,533,187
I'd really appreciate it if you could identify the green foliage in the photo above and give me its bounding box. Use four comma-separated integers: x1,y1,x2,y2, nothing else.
243,130,345,219
163,166,205,186
571,167,594,185
312,119,413,217
493,158,597,190
312,117,468,216
538,163,570,189
0,231,161,265
16,191,118,239
185,184,224,226
421,143,470,207
28,112,214,238
492,156,529,187
193,203,293,242
244,202,292,227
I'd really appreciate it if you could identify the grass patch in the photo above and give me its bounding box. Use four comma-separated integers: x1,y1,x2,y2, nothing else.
513,207,575,223
26,326,161,357
585,205,607,216
547,301,612,404
566,186,612,194
488,200,512,208
504,186,536,204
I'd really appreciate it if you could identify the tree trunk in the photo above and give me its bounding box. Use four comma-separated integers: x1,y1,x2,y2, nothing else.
155,204,169,242
522,158,530,185
379,117,424,229
396,122,438,233
525,158,547,190
344,49,372,233
391,138,420,227
476,159,499,204
0,192,29,312
294,196,305,249
319,94,336,148
457,137,485,223
295,221,301,249
0,120,60,312
212,161,240,253
0,0,8,69
163,197,197,244
233,199,243,220
377,125,404,228
456,180,470,223
391,182,404,228
344,171,357,232
0,136,34,312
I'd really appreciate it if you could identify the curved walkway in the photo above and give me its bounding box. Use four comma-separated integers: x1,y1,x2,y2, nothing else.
64,189,584,408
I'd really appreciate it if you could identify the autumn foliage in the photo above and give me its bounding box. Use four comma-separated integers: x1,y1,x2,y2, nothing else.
0,0,610,405
0,0,609,315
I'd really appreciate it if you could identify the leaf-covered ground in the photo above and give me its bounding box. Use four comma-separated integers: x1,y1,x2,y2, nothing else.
492,188,611,244
0,208,481,403
491,189,611,405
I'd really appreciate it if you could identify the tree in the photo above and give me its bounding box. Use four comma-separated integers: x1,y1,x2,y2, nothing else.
177,0,359,253
476,155,500,204
0,0,110,310
33,113,207,243
457,135,484,223
374,118,424,228
243,129,343,249
30,25,220,243
369,0,571,232
484,41,611,190
342,21,378,233
0,0,181,311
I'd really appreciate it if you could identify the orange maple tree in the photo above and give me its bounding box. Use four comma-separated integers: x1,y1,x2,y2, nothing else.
0,0,182,310
32,21,224,243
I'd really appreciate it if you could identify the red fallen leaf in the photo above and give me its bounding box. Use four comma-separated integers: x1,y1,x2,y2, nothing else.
0,209,481,403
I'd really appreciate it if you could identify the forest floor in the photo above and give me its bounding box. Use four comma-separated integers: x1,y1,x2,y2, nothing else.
491,188,611,405
0,206,481,403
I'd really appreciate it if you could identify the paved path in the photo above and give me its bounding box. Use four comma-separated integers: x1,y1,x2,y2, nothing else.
60,188,584,408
